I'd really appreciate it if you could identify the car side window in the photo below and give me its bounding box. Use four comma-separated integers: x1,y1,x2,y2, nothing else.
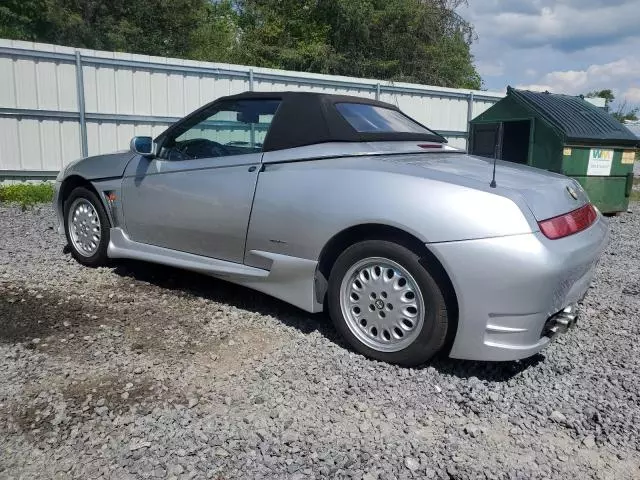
160,99,280,161
335,102,432,134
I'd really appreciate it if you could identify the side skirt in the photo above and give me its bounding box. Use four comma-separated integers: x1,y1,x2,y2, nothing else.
107,228,323,313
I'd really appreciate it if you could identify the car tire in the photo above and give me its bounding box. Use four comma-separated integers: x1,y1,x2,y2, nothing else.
328,240,449,367
63,186,111,267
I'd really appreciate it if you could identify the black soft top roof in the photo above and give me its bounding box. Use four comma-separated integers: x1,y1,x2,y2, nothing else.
201,91,447,151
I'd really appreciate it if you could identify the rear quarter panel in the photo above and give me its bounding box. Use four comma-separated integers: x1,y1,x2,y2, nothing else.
244,155,533,267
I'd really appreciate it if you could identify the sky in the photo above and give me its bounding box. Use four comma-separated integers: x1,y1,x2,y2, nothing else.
457,0,640,110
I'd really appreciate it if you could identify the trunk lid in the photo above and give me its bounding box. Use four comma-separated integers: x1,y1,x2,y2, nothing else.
389,153,589,220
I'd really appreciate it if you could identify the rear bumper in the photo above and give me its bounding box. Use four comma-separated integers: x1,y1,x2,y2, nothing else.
429,215,609,361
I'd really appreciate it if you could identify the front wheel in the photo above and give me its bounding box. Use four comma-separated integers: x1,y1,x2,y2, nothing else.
328,240,449,366
63,186,110,267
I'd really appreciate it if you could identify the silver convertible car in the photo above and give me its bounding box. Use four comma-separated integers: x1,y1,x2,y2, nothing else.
54,92,608,366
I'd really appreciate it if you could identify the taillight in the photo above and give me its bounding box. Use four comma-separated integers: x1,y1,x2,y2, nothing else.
538,203,598,240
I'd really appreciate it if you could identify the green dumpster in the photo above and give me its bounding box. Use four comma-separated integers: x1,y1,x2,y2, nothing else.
469,87,638,214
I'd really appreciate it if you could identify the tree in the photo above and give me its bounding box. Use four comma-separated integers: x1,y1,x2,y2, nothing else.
0,0,481,89
188,0,240,64
0,0,218,58
234,0,481,88
0,0,43,40
611,100,639,123
585,90,639,122
233,0,337,73
585,89,615,108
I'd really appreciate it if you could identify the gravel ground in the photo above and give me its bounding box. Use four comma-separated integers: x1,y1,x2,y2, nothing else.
1,204,639,480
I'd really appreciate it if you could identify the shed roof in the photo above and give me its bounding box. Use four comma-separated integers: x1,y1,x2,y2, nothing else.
507,87,638,146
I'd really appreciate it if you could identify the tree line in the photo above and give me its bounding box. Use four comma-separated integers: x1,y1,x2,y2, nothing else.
0,0,481,89
585,90,639,122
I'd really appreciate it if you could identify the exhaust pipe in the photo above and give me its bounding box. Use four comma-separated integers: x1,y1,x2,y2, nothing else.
543,305,579,338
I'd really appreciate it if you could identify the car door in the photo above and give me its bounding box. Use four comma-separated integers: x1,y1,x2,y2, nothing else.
121,98,280,264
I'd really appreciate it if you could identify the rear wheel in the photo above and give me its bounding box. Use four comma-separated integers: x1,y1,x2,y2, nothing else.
63,186,110,267
328,240,449,366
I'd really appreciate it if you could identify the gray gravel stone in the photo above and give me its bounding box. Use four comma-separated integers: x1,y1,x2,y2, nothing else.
167,464,184,475
404,457,419,471
1,204,640,480
583,435,596,449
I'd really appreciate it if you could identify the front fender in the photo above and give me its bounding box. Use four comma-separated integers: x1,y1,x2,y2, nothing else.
64,151,137,181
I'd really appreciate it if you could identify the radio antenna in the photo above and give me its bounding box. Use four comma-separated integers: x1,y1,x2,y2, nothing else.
491,122,504,188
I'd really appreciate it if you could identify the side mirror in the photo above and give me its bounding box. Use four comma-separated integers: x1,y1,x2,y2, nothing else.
130,136,155,156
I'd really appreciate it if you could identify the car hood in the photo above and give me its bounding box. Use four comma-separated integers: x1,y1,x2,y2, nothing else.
64,151,136,180
375,152,590,220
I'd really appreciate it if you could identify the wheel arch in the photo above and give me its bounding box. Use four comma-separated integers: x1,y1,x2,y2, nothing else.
59,175,100,207
59,175,115,229
60,176,112,267
316,223,459,354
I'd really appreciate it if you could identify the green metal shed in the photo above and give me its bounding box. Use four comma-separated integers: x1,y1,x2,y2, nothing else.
469,87,638,213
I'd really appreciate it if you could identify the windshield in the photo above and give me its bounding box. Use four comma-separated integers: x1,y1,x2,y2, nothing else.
336,103,432,134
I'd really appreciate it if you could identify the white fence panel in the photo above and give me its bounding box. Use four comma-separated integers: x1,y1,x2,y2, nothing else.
471,98,496,119
0,39,504,179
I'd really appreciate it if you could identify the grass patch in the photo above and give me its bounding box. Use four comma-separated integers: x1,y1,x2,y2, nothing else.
0,182,54,207
631,190,640,202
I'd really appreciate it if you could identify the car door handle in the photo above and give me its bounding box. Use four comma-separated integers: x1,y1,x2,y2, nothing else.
248,166,257,172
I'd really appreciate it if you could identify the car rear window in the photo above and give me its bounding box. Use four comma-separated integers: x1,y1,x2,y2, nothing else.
336,103,431,134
